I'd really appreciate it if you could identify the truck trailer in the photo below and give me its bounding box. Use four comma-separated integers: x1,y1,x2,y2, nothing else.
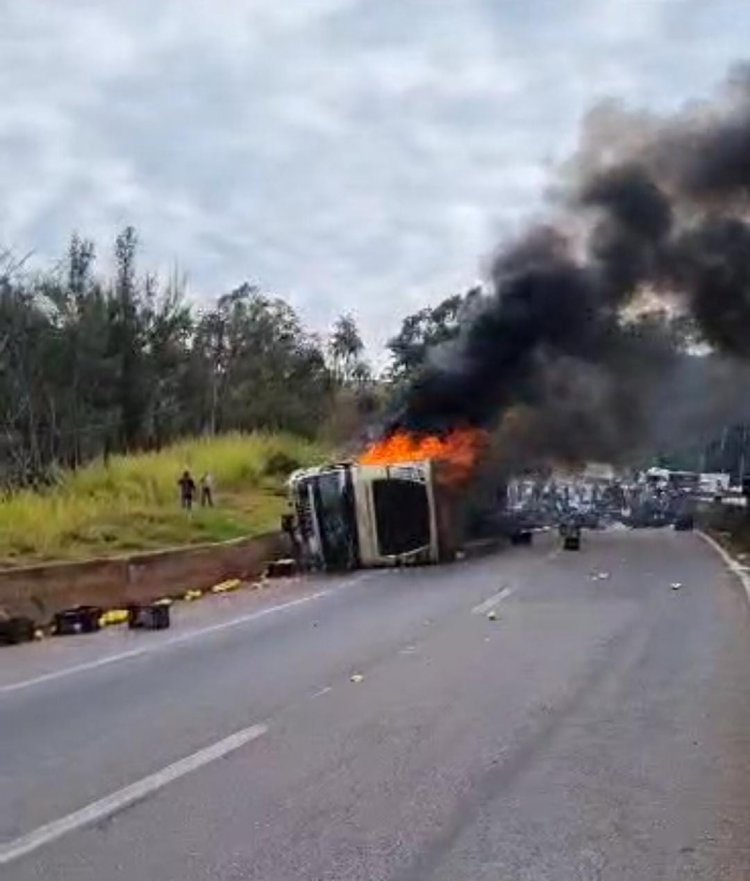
284,460,460,571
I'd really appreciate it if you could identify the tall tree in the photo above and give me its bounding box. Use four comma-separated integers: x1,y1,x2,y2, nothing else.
111,226,147,450
0,229,349,485
189,284,332,438
328,313,365,384
387,288,480,379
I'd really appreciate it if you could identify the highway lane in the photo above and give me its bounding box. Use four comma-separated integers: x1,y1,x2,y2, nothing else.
2,528,750,879
0,541,552,839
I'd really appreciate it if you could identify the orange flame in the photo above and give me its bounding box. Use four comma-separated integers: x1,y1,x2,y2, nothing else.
359,427,489,484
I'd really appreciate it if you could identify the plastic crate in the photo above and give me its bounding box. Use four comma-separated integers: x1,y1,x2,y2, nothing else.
54,605,102,635
0,616,35,645
128,603,171,631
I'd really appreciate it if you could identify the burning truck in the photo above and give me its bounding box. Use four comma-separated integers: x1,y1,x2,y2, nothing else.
284,429,487,571
285,460,461,571
282,428,539,571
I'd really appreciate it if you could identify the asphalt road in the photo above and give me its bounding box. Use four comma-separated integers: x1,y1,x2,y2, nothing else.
2,528,750,880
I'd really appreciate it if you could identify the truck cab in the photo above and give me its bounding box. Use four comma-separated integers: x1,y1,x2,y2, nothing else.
286,461,454,571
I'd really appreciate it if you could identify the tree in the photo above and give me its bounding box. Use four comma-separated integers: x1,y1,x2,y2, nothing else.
110,226,149,449
0,227,360,486
141,271,192,448
328,314,365,384
189,284,333,438
387,287,481,379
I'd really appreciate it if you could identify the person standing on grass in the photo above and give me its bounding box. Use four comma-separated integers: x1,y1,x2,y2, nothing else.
178,469,196,510
200,472,214,507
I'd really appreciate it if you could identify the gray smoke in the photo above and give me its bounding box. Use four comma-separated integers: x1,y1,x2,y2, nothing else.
389,64,750,467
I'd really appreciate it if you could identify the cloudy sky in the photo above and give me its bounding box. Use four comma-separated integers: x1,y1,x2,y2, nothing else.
1,0,747,353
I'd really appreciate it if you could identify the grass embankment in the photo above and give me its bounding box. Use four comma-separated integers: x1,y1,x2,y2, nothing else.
0,433,327,568
699,500,750,564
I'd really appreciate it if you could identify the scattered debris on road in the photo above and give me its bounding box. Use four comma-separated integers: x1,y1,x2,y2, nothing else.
99,609,129,627
53,605,102,635
671,582,683,590
0,615,36,645
350,673,364,683
128,602,171,630
487,610,498,621
266,558,298,578
210,578,241,594
1,560,291,651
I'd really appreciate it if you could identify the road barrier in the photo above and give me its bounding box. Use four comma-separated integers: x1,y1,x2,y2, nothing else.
0,531,287,625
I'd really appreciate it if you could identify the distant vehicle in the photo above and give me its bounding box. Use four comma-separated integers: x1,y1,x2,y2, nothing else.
645,467,710,495
667,471,700,493
699,472,731,496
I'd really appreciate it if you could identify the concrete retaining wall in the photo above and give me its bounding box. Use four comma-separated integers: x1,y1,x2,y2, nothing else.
0,532,287,623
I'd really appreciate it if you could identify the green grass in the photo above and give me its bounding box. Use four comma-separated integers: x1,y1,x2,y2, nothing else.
0,433,327,567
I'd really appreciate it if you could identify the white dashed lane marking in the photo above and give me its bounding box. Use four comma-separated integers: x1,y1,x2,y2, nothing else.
472,586,514,615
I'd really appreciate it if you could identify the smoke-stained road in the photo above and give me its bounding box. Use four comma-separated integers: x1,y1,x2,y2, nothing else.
2,529,750,880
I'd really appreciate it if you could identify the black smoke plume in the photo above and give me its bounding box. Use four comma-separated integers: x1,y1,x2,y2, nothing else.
387,64,750,465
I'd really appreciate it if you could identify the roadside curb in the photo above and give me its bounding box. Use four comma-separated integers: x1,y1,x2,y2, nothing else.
0,531,286,625
696,530,750,601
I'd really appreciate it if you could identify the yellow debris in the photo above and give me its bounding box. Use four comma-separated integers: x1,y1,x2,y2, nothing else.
183,589,203,602
99,609,129,627
210,578,242,594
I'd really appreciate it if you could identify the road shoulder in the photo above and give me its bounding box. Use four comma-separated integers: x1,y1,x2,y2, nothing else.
697,529,750,600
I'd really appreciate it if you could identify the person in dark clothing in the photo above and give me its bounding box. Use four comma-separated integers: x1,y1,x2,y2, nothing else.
178,470,196,510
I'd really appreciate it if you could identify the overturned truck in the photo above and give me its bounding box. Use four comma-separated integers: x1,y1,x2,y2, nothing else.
285,461,462,571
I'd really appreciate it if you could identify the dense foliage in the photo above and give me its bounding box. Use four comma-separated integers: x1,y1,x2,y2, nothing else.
0,229,371,487
3,224,749,490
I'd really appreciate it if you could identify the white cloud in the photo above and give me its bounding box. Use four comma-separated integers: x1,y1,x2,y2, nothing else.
0,0,748,353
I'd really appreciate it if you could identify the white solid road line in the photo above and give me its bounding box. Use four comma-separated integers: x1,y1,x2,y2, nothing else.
0,722,269,866
472,586,514,615
697,530,750,601
0,576,369,697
